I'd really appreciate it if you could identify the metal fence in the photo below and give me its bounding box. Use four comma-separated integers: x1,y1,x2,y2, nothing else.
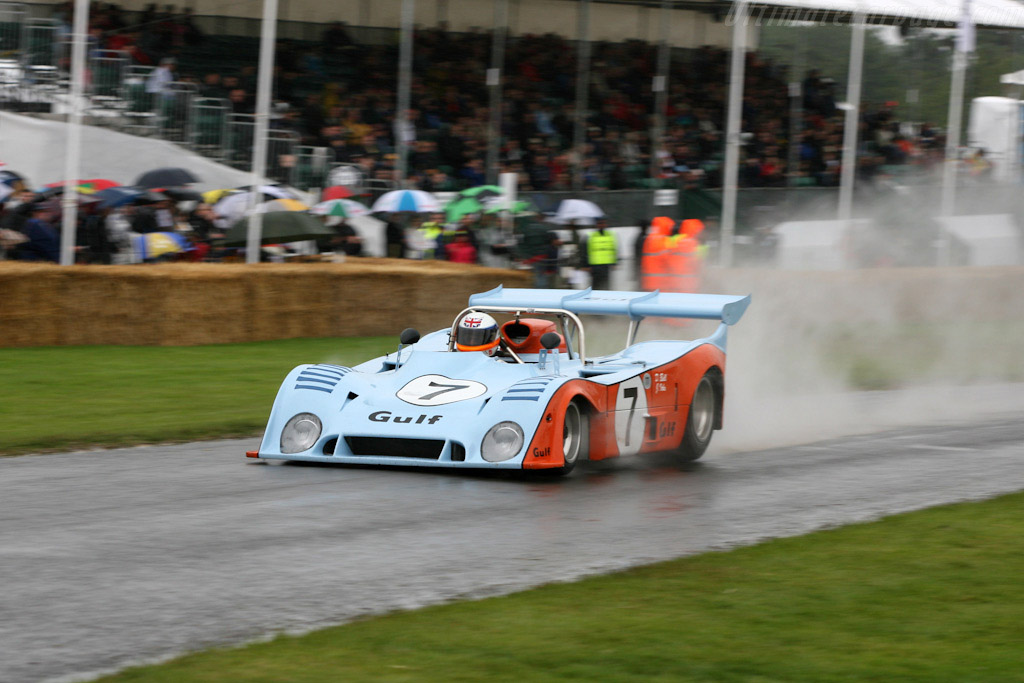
189,97,230,160
223,113,300,181
0,2,26,55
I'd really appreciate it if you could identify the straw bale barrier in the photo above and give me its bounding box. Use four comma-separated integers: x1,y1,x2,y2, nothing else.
0,260,530,347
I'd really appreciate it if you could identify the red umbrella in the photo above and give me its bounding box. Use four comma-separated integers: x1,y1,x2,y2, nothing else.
322,185,353,200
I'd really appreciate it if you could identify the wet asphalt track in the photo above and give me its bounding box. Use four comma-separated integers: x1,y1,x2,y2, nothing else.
3,401,1024,682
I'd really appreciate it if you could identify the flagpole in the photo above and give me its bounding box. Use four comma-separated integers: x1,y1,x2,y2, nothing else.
59,0,89,266
720,0,748,268
939,0,973,267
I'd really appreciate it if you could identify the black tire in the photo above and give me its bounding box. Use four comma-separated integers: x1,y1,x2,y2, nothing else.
553,400,588,475
677,374,716,461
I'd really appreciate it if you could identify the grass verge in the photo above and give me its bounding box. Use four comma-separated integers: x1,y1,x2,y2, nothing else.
0,337,392,456
98,491,1024,682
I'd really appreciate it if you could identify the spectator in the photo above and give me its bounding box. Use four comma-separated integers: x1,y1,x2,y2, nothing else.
15,204,60,262
145,57,176,99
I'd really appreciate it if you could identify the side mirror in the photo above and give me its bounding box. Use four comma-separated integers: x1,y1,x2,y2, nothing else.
400,328,421,345
540,332,562,350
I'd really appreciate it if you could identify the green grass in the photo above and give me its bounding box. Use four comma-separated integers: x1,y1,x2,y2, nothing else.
822,321,1024,390
98,492,1024,682
0,337,392,456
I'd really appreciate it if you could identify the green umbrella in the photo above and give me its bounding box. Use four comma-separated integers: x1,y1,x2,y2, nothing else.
446,196,485,223
459,185,504,200
218,212,335,246
484,199,535,215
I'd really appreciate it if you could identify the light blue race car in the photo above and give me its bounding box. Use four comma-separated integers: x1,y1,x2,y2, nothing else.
247,286,750,474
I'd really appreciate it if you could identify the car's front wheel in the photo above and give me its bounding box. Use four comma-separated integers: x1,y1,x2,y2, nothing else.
676,374,716,461
554,400,588,475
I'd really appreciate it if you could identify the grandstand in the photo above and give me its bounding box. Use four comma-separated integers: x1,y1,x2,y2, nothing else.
2,0,1024,267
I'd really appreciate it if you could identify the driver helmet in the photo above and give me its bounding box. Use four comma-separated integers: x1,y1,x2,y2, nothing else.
456,313,500,353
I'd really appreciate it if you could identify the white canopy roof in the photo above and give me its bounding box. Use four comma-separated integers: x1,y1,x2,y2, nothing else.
744,0,1024,30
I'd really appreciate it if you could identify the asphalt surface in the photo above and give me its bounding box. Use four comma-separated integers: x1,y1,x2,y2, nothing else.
3,397,1024,682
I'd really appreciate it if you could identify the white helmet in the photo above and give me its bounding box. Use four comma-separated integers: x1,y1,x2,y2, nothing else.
456,313,500,352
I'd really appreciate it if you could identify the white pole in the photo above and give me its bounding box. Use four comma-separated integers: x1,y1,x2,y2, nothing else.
572,0,591,191
246,0,279,264
650,0,671,181
59,0,89,266
939,49,968,266
395,0,414,186
485,0,508,185
838,11,865,222
720,0,748,267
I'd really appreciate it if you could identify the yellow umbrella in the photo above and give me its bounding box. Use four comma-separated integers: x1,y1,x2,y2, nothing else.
260,198,308,212
202,188,237,204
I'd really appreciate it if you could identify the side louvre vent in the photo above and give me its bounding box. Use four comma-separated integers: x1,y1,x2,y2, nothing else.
501,377,555,402
295,365,351,393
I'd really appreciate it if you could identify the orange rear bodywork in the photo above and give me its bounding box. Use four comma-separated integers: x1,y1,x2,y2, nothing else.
522,343,725,469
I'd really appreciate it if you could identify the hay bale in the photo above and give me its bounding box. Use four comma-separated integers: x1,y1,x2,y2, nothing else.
0,260,529,347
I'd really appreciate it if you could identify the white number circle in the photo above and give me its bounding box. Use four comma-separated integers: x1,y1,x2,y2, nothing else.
398,375,487,406
614,376,648,456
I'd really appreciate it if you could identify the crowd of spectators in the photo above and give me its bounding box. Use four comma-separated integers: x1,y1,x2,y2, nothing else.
45,2,949,196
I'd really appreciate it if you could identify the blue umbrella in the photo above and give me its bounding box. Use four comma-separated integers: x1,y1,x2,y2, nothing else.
370,189,442,213
94,186,146,209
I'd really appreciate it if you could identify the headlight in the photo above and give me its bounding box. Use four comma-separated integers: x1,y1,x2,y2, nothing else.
280,413,322,454
481,421,524,462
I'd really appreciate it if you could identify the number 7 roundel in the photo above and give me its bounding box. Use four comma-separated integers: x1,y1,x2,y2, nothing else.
614,376,648,456
398,375,488,406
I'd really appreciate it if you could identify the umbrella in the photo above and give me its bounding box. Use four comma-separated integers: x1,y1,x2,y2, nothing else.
76,179,120,194
234,184,302,200
0,170,27,194
218,211,335,247
310,199,369,218
552,199,604,225
322,185,354,200
202,188,238,204
132,232,190,260
371,189,441,213
252,198,309,214
94,186,146,209
459,185,504,200
214,194,307,224
445,196,485,223
135,167,200,189
154,187,204,202
483,198,536,215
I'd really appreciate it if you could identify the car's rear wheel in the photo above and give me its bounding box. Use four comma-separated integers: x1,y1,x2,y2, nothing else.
554,400,587,475
676,374,716,461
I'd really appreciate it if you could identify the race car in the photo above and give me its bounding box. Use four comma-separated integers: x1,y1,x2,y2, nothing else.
247,286,750,474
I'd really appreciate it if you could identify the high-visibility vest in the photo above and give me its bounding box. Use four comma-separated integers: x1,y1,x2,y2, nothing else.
670,235,700,293
640,233,668,292
418,223,443,258
640,217,676,292
587,231,617,266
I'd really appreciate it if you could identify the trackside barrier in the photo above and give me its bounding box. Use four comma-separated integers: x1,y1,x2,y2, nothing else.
20,18,59,85
122,64,157,135
88,49,129,106
189,97,230,160
157,81,197,144
226,113,300,182
0,2,26,55
0,262,532,347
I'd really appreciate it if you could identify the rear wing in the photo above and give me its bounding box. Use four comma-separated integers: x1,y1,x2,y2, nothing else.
468,287,751,325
